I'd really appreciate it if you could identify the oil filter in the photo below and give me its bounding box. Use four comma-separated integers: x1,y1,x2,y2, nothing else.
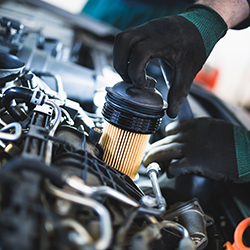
99,79,166,179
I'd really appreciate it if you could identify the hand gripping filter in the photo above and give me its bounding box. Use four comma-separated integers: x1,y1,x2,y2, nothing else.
99,79,167,179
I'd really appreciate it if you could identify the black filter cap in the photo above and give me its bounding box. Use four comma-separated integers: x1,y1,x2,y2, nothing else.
102,79,167,134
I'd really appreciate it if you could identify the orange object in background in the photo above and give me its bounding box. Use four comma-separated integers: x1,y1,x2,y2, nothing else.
224,217,250,250
195,65,219,90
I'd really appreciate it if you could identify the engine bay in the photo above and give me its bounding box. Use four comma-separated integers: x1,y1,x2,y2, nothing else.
0,1,250,250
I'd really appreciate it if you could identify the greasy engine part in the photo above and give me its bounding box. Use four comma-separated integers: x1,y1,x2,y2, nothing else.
0,87,61,250
52,151,145,202
0,55,173,249
0,171,44,250
163,199,214,250
131,219,194,250
99,80,167,179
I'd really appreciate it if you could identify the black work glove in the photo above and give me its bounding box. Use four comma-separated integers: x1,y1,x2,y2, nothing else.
143,118,250,183
113,5,227,118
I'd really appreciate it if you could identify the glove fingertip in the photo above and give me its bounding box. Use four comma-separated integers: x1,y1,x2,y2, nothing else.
167,105,179,119
167,161,183,178
143,152,156,168
121,75,132,84
166,169,177,178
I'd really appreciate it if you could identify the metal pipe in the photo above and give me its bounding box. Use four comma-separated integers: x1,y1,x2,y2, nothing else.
64,174,140,208
146,162,166,214
64,174,168,216
0,122,22,141
131,219,194,250
44,99,61,165
159,220,190,238
60,219,93,246
45,180,113,250
159,220,195,250
0,118,7,127
45,99,61,137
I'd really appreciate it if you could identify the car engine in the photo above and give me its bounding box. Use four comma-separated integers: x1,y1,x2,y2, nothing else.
0,1,250,250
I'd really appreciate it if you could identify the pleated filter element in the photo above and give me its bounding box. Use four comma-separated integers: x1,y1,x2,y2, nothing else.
100,80,167,179
100,122,150,179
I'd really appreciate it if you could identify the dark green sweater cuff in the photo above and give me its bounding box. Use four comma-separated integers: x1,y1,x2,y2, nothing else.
179,4,228,57
234,126,250,182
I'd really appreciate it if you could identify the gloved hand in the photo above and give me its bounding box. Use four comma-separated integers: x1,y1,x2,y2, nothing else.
143,118,250,183
113,4,227,118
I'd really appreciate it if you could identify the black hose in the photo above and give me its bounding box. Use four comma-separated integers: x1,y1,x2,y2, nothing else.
2,86,33,121
2,157,65,186
2,86,46,121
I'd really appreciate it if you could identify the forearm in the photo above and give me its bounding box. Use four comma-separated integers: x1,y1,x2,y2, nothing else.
195,0,250,28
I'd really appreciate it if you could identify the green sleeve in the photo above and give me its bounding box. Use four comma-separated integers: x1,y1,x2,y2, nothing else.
234,126,250,182
179,4,227,57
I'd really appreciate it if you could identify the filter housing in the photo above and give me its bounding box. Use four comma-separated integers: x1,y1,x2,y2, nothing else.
100,79,166,179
